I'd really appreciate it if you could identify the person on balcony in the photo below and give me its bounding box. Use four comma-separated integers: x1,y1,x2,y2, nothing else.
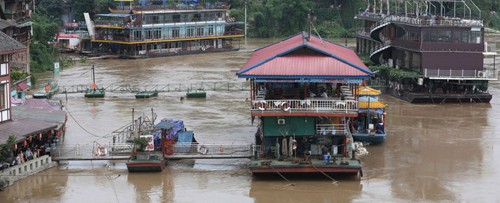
26,148,33,160
321,91,328,98
308,91,316,98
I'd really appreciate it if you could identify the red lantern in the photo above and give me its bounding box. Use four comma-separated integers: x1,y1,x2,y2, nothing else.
48,132,51,138
23,141,27,147
39,133,42,139
14,144,17,149
29,135,32,142
58,131,61,137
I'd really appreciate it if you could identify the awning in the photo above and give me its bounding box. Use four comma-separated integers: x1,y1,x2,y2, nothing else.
359,96,378,102
18,21,34,28
358,101,387,109
96,13,134,17
0,19,17,30
155,121,174,129
16,82,30,92
357,86,382,96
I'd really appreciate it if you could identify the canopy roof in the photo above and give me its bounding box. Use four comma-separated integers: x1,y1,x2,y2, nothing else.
358,86,382,96
155,121,175,129
358,101,387,109
236,32,373,80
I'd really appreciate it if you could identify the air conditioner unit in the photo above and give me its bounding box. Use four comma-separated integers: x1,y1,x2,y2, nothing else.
277,119,285,125
477,71,485,78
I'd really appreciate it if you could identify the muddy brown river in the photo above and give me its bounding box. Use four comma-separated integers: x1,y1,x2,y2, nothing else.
1,36,500,202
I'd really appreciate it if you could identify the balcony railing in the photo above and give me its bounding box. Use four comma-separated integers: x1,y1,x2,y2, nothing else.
316,124,348,135
357,10,483,27
424,68,497,79
94,30,243,42
251,99,358,115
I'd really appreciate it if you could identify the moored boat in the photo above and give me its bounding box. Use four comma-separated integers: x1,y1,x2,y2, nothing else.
84,65,105,98
237,31,374,176
186,90,206,98
33,82,59,99
351,86,387,143
135,91,158,99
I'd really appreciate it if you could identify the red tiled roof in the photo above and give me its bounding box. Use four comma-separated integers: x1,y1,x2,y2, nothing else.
237,32,373,79
242,55,369,77
16,82,30,92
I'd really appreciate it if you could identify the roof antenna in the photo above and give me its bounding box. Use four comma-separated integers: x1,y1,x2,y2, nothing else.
307,10,311,42
310,18,327,48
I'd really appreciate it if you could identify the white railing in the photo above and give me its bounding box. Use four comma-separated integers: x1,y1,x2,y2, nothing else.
164,143,257,159
54,144,133,160
424,68,497,79
316,124,348,135
358,11,483,27
251,99,358,114
0,155,53,176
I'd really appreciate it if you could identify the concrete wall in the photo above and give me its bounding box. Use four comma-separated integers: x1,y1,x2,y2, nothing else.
0,155,58,191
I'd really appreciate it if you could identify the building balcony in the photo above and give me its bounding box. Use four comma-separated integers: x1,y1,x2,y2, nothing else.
93,30,243,42
356,11,483,27
251,99,358,117
424,68,498,80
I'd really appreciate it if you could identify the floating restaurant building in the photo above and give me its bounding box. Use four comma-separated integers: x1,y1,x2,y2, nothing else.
237,32,374,175
78,1,244,58
355,0,497,103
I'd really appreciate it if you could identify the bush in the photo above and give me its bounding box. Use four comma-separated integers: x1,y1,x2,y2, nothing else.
133,137,149,152
0,135,17,163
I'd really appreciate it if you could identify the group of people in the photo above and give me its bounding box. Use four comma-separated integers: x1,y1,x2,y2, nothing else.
9,146,46,166
308,90,329,98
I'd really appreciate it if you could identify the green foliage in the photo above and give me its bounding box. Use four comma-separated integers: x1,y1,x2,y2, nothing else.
35,0,67,20
133,137,149,152
358,55,376,66
368,66,421,82
0,135,17,163
491,13,500,30
73,0,116,22
248,0,311,38
80,56,89,63
10,71,30,82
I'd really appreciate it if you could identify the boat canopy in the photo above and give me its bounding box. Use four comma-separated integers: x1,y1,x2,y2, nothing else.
359,108,384,114
359,96,378,101
155,121,175,129
358,101,387,109
357,86,382,96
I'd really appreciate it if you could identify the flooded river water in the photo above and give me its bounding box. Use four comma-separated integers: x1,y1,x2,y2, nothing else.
1,36,500,202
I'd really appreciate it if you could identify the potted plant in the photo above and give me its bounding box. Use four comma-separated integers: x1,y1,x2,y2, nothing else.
0,135,16,167
133,137,149,152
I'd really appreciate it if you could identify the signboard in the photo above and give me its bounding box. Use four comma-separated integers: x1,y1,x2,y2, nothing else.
53,62,60,73
58,33,80,38
140,135,155,151
78,21,86,28
63,23,78,28
254,79,364,84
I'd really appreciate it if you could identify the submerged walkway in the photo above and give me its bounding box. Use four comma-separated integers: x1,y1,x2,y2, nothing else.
53,143,257,161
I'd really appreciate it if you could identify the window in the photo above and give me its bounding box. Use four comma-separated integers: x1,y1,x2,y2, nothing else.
154,29,161,39
423,30,437,42
146,30,153,39
453,31,469,43
134,30,142,40
437,30,451,43
173,15,181,23
411,53,421,72
187,27,195,37
0,84,5,109
470,31,482,44
196,27,204,36
208,25,214,35
172,28,179,38
194,13,201,22
186,14,194,22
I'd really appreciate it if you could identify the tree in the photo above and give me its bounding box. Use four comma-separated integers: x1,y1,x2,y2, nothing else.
0,135,17,164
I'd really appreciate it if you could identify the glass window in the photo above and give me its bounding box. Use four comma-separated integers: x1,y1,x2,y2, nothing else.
438,30,451,43
208,25,214,35
196,27,204,36
470,31,482,44
411,53,421,72
187,27,195,37
172,28,179,38
0,84,5,109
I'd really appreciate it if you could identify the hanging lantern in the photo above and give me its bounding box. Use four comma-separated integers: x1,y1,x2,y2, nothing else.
29,135,32,142
39,133,42,139
48,131,51,138
14,144,17,149
58,131,61,137
23,141,27,147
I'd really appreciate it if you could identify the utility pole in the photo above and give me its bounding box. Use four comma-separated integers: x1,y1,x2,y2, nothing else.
245,0,247,40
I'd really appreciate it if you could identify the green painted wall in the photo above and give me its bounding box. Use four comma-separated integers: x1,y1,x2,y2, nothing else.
262,116,315,136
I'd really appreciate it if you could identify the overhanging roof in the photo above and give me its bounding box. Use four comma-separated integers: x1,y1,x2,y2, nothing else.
359,101,387,109
155,121,175,129
358,86,382,96
0,19,17,30
236,32,373,79
0,31,26,54
0,118,57,144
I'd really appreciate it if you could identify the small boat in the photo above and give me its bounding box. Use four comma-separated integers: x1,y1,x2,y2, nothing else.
135,91,158,99
84,65,105,98
126,153,165,172
352,86,387,143
186,89,206,98
126,118,195,172
33,82,59,99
